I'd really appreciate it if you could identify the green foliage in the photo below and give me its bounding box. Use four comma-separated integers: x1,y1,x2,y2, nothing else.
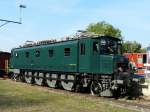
86,21,146,53
141,48,147,53
86,21,122,38
122,41,146,53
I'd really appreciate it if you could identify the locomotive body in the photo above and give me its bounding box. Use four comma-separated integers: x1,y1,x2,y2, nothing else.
10,32,133,97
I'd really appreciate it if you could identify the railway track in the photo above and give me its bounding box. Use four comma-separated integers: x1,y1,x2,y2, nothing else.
46,89,150,112
10,79,150,112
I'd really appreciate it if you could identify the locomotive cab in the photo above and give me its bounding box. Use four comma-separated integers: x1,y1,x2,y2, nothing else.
89,36,133,97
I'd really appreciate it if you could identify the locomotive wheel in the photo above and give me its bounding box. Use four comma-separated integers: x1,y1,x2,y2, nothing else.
34,72,44,86
13,73,19,81
61,74,75,91
19,73,25,82
25,71,33,84
113,88,121,99
90,82,102,96
46,73,58,88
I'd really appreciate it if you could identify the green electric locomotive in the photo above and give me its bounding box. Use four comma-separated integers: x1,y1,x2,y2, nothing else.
10,31,133,97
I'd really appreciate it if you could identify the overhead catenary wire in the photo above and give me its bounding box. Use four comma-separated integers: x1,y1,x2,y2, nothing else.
0,21,9,28
0,4,26,28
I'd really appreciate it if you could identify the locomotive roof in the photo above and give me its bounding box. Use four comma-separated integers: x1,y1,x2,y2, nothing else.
13,32,121,50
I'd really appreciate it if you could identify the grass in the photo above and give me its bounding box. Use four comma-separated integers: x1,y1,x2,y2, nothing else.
0,79,138,112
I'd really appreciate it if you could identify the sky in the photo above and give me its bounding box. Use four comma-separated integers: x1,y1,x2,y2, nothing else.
0,0,149,52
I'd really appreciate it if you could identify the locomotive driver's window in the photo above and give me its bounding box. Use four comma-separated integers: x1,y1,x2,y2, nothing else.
117,41,122,55
107,40,114,54
100,39,107,54
93,42,99,54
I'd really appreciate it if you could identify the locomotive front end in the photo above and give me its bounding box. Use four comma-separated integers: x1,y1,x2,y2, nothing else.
113,55,133,88
90,36,134,97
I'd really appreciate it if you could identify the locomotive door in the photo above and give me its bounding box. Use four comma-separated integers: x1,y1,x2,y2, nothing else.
78,39,90,72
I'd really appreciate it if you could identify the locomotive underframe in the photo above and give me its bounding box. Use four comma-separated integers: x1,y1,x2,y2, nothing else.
12,68,129,97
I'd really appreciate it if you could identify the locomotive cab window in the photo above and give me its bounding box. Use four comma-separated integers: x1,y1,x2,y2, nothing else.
35,50,40,57
100,39,108,54
80,43,85,55
93,42,99,54
117,41,122,55
25,52,29,58
49,49,54,57
64,48,70,56
100,38,121,55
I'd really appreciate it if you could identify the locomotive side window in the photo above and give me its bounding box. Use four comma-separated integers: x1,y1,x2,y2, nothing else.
64,48,70,56
15,52,19,58
80,43,85,55
49,50,54,57
93,42,99,53
25,52,29,58
35,50,40,57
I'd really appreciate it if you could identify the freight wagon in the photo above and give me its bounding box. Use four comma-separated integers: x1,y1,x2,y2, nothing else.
124,53,147,78
0,52,10,78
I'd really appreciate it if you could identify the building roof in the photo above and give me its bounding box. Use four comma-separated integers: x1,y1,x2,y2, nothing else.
0,51,10,55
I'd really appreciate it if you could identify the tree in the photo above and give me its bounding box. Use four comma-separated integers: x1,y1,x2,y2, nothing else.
122,41,146,53
141,48,146,53
86,21,122,38
86,21,146,53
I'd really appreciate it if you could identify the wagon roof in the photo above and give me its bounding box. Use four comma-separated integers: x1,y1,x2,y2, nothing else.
0,51,10,55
